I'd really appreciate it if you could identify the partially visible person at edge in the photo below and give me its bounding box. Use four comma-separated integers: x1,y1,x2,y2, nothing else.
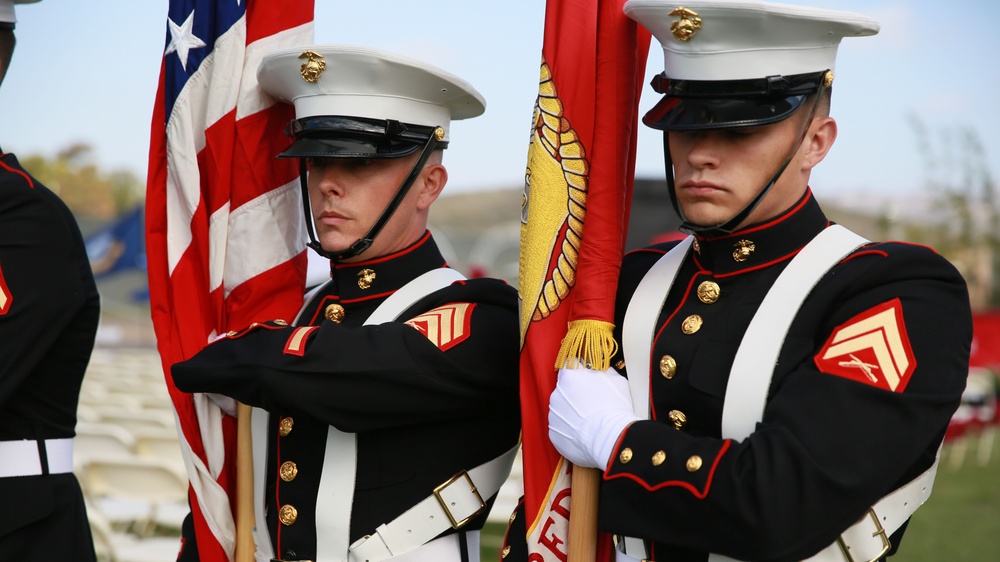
503,1,972,561
171,45,521,562
0,0,101,559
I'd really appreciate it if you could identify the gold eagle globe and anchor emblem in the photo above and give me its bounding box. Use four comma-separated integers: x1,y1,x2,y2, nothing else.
298,50,327,83
519,58,591,344
733,239,756,262
669,7,703,41
357,268,376,290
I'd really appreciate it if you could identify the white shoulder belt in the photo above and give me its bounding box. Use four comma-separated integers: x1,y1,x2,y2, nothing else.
254,267,516,561
618,226,940,562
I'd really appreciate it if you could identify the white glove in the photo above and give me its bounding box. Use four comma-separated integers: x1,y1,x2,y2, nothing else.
548,367,640,469
199,392,238,417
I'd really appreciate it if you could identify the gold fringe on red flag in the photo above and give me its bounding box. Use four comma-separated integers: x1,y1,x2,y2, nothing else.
555,319,618,371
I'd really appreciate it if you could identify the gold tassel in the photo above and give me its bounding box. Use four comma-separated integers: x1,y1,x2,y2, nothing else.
554,319,618,371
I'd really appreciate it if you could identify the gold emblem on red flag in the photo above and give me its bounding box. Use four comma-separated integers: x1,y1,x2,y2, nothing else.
299,50,326,83
519,60,590,342
405,302,476,351
670,7,703,42
815,298,916,392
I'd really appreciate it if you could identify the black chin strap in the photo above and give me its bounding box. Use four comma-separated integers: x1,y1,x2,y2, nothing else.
299,129,442,262
665,85,826,238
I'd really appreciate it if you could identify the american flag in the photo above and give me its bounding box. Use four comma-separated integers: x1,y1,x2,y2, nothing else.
145,1,314,559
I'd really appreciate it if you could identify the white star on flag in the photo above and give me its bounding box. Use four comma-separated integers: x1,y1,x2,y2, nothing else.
165,10,207,71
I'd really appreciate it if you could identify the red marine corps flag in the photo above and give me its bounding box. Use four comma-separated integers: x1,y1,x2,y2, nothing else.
518,0,650,560
145,1,314,559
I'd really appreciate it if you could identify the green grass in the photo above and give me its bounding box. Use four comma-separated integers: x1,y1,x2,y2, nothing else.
894,430,1000,561
481,430,1000,561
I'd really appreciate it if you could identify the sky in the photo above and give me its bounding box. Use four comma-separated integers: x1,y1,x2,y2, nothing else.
0,0,998,201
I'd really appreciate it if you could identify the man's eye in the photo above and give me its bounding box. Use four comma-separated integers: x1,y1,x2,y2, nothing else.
306,157,328,170
347,158,375,168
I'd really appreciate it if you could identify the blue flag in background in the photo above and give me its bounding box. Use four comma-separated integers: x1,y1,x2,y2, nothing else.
86,206,146,279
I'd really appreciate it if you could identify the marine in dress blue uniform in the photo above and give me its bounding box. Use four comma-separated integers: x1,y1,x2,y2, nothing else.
544,2,972,561
0,1,100,559
172,45,520,562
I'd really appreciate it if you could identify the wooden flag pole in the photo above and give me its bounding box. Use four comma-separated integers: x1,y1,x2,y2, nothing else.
235,402,256,562
568,465,601,562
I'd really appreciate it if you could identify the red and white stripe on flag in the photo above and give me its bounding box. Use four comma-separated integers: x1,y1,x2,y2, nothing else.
146,1,315,559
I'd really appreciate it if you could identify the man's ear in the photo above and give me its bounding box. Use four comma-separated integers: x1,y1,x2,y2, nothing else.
801,116,837,171
415,163,447,211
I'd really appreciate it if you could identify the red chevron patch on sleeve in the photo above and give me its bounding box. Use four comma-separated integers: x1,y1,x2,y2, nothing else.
404,302,476,352
0,263,11,315
814,298,916,392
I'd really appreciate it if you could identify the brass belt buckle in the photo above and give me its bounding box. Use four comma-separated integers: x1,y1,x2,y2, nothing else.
433,470,485,529
836,507,891,562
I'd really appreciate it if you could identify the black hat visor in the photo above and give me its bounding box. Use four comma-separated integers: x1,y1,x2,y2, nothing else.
279,116,446,159
643,71,826,131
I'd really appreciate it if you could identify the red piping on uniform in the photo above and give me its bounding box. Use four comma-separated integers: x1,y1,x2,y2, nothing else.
648,271,707,420
275,420,283,552
603,439,731,498
0,159,35,188
839,248,886,264
625,247,669,258
699,191,813,242
340,289,397,305
711,247,806,278
333,230,433,268
883,240,939,254
604,421,639,473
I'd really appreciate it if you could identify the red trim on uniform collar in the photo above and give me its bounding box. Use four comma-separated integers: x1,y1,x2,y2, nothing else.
696,189,813,243
333,230,432,269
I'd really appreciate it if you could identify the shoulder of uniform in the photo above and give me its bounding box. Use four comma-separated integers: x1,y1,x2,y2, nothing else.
621,241,682,277
409,275,517,315
840,240,946,265
0,155,37,191
834,240,966,286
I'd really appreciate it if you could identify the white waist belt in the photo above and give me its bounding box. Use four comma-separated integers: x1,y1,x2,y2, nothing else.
0,438,74,478
347,444,519,562
615,458,939,562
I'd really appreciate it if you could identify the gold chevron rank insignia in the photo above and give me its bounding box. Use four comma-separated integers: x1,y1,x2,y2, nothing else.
0,263,11,315
405,302,476,352
814,298,916,392
283,326,319,356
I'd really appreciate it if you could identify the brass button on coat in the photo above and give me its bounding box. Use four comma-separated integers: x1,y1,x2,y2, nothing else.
686,455,703,472
279,504,298,525
619,448,633,464
325,303,345,323
280,461,298,482
697,281,720,304
668,410,687,430
279,417,294,437
659,355,677,379
651,450,666,466
681,315,703,334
